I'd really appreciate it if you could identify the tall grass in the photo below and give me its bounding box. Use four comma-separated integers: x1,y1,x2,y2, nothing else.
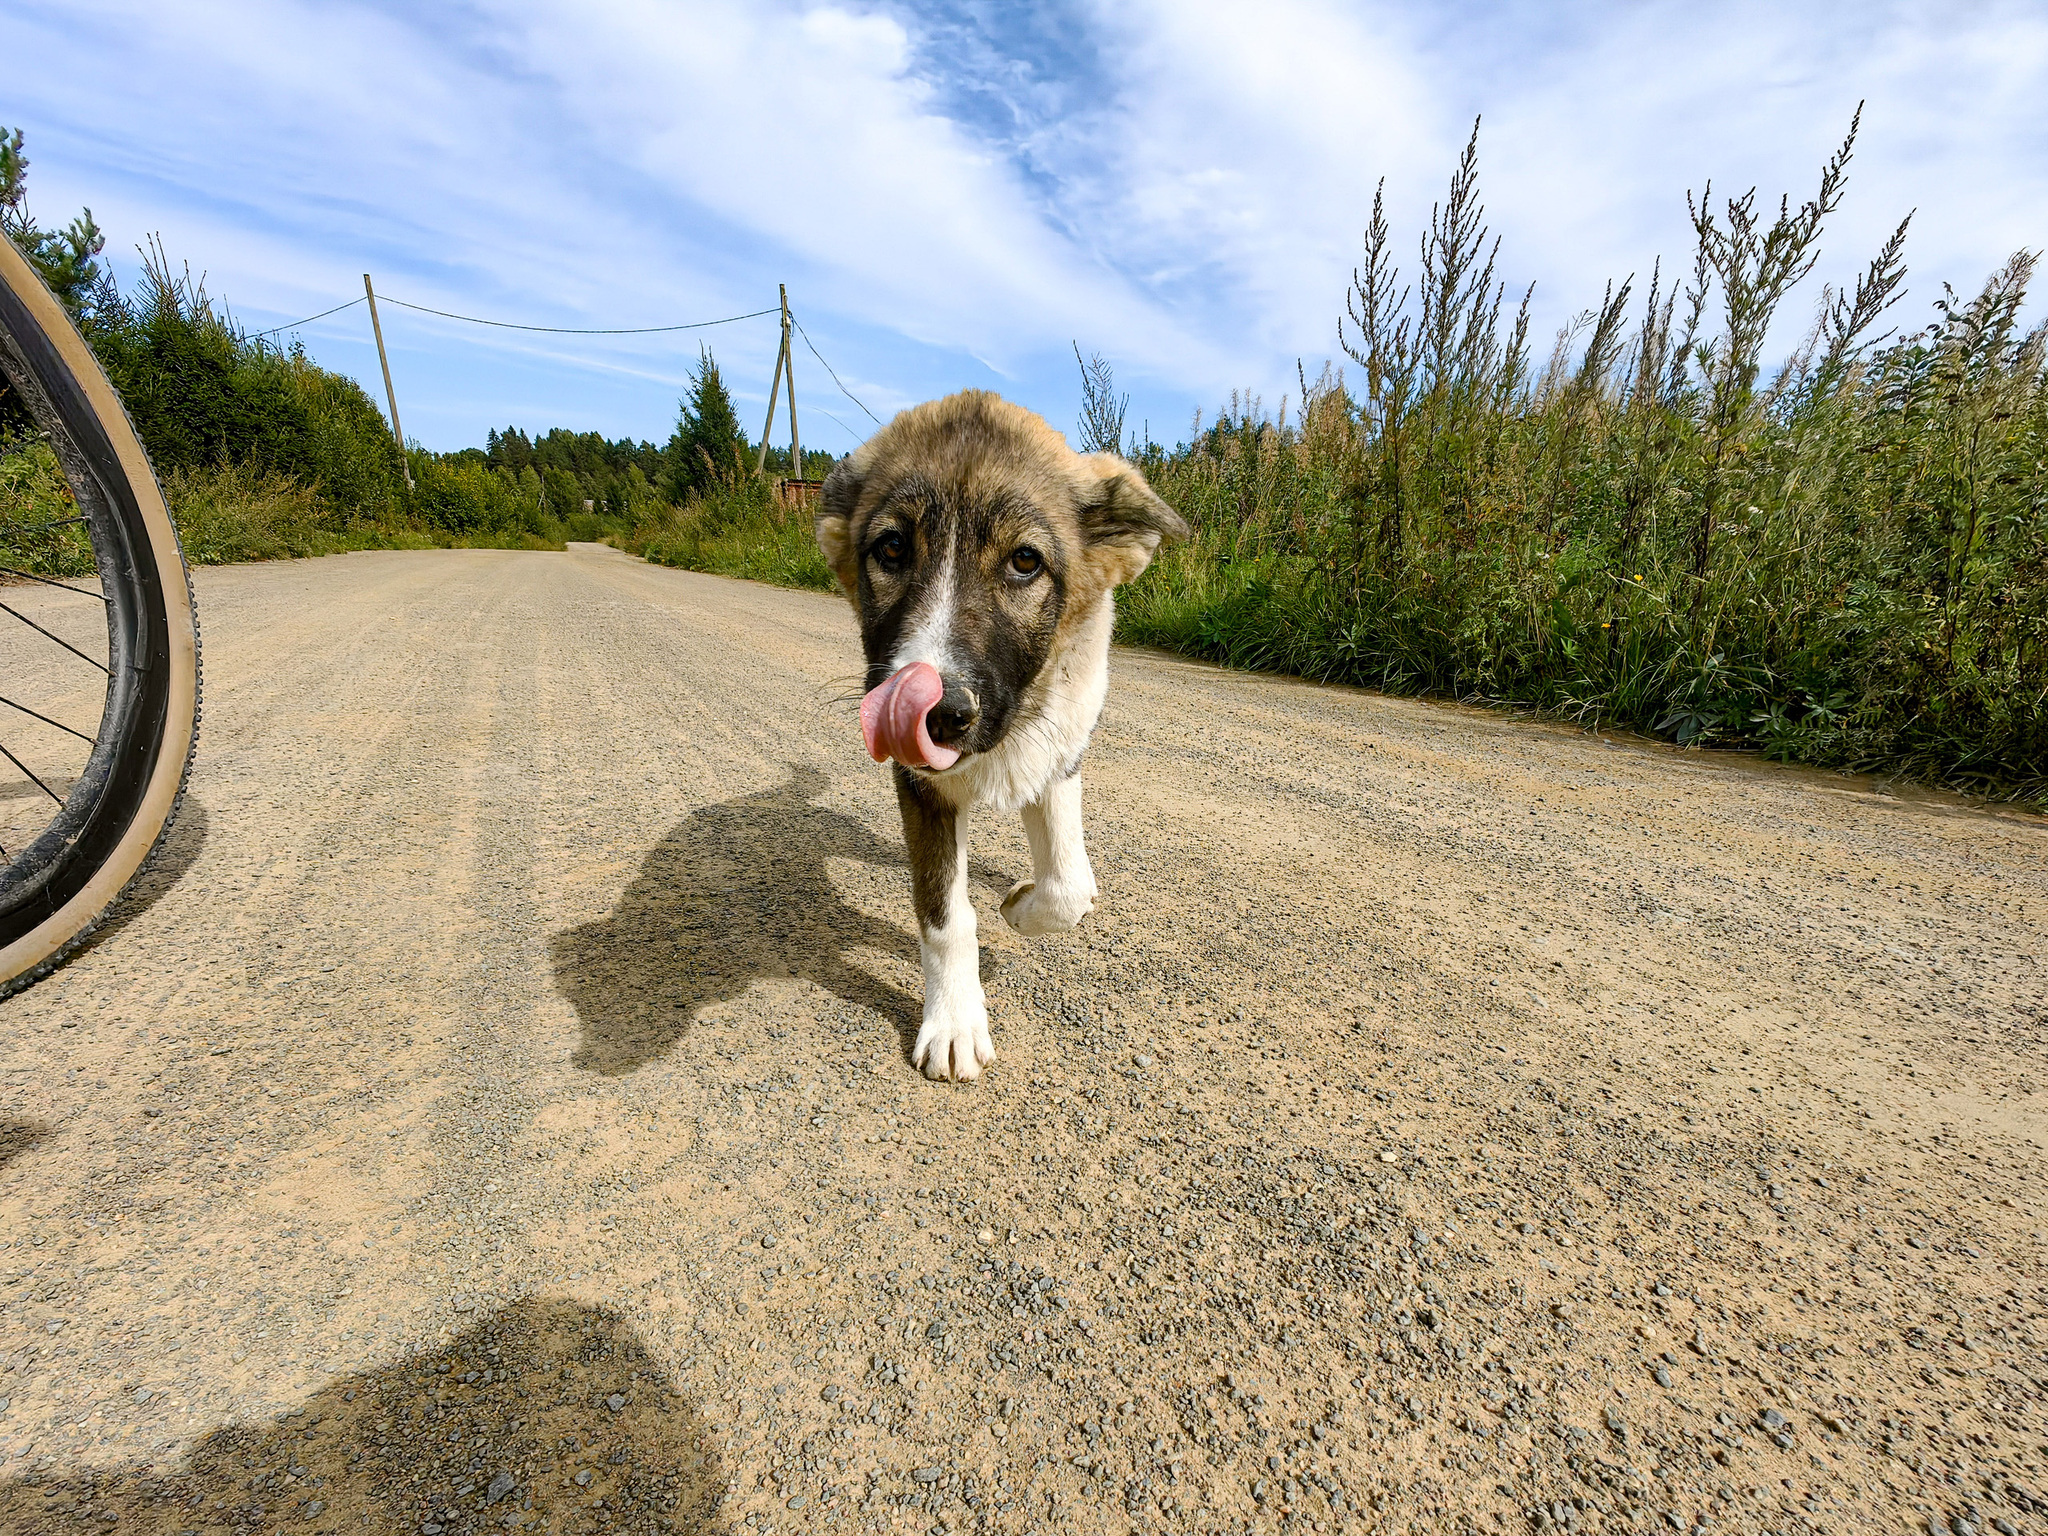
0,435,90,575
625,473,835,592
83,239,412,517
161,461,560,563
1122,119,2048,801
0,439,559,570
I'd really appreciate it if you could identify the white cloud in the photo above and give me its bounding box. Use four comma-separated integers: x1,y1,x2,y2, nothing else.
1040,0,2048,392
494,0,1222,375
1462,1,2048,342
5,0,2042,450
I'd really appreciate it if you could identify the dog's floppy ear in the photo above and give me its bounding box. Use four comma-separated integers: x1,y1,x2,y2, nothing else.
1076,453,1189,586
816,453,867,604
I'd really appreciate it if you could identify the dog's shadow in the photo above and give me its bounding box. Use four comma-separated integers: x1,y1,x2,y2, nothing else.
552,765,998,1076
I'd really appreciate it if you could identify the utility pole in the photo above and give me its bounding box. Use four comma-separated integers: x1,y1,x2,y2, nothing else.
363,274,413,491
756,311,788,478
781,283,801,482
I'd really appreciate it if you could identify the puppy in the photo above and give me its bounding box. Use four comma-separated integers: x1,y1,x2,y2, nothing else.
816,390,1187,1081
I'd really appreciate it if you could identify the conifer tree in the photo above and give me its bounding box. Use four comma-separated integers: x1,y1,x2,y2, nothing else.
1,126,106,319
662,345,745,502
2,124,106,437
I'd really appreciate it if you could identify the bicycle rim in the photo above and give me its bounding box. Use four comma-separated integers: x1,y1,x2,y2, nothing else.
0,235,200,996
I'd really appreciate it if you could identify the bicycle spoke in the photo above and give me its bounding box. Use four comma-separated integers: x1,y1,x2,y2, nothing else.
0,740,63,805
0,693,94,743
4,234,202,996
0,598,111,674
0,565,109,601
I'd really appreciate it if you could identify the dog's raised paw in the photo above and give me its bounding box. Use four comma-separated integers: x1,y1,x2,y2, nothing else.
999,879,1096,936
911,999,994,1082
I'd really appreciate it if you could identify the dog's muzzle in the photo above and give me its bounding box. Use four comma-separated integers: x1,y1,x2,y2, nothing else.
861,661,961,770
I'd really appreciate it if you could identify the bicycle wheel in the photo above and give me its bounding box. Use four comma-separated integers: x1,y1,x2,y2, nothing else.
0,235,200,998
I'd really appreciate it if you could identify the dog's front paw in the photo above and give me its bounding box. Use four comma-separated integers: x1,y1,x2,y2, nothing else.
911,996,993,1082
999,878,1096,936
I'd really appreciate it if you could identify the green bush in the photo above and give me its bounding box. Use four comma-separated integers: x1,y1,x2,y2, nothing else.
3,232,570,567
80,242,408,520
407,452,562,543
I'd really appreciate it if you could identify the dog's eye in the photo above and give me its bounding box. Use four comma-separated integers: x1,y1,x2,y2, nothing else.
1008,546,1043,578
871,530,906,569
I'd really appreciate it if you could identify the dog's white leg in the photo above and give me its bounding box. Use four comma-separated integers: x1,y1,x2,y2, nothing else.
916,816,990,1080
1000,771,1097,935
897,773,992,1081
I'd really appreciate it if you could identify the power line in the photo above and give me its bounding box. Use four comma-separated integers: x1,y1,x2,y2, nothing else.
792,317,884,426
808,403,864,443
247,295,365,339
377,296,780,335
240,285,891,447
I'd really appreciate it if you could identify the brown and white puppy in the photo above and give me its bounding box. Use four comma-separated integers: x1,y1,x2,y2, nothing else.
816,390,1186,1081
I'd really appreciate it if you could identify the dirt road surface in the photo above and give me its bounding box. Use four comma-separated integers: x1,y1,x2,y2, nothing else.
2,545,2045,1536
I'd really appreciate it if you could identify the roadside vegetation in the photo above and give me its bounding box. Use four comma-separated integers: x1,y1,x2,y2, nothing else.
623,122,2045,800
1111,120,2045,802
613,347,838,587
0,122,830,573
7,115,2041,799
622,478,836,592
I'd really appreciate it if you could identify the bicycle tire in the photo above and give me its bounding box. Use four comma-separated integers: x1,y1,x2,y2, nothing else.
0,235,200,998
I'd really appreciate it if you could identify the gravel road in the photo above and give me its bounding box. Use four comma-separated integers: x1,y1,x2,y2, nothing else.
2,544,2045,1536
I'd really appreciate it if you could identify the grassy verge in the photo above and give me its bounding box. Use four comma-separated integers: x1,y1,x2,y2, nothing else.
1114,307,2048,808
0,441,563,576
622,477,834,592
172,461,568,563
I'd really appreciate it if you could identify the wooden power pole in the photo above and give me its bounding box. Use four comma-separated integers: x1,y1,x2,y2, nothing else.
756,307,788,477
781,284,801,481
755,284,802,484
363,274,413,491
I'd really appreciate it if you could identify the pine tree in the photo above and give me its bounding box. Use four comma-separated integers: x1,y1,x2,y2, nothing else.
1,126,106,319
662,346,745,502
2,124,107,438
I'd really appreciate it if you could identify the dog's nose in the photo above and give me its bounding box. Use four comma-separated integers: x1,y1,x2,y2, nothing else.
924,682,980,748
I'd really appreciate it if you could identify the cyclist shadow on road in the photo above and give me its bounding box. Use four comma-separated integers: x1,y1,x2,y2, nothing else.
0,1298,733,1535
553,764,935,1076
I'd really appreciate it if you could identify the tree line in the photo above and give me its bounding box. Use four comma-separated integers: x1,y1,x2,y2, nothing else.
465,350,839,523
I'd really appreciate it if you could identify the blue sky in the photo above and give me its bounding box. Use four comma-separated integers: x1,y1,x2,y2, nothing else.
6,0,2045,455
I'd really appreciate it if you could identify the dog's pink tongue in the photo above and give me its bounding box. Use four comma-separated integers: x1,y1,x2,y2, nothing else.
860,661,961,770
